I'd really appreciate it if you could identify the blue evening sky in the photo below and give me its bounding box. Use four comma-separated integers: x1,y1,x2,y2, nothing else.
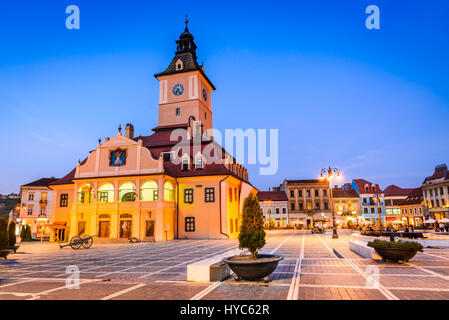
1,0,448,193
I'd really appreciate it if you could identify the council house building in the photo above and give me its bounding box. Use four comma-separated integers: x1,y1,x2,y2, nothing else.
48,19,257,242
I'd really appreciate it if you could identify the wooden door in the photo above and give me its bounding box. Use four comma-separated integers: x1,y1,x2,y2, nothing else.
99,221,110,238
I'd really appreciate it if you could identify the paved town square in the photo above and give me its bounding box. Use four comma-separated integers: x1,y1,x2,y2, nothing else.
1,230,449,300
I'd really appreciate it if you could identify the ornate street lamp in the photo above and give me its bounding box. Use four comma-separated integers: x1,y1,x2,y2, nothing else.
319,166,342,239
374,191,384,230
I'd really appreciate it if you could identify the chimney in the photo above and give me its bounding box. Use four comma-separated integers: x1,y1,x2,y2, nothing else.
125,123,134,139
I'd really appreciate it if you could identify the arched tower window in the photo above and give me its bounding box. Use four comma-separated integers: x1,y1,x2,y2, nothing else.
98,183,114,203
164,181,174,201
140,180,158,201
78,184,93,204
119,182,136,202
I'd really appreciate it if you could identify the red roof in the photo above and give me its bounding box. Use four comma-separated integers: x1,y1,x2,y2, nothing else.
257,191,288,202
22,177,60,187
401,188,424,206
383,185,415,197
332,189,359,198
50,158,88,186
353,179,383,194
423,164,448,183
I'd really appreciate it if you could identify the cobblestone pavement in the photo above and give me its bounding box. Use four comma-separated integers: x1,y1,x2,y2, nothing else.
1,230,449,300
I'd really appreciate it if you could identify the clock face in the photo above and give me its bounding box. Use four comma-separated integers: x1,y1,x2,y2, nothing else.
203,89,207,101
172,84,184,96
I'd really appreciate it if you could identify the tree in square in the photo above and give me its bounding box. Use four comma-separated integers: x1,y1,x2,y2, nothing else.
238,193,266,259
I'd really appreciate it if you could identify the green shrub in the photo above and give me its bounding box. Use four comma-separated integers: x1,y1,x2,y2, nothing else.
20,225,26,240
8,221,16,247
26,225,32,241
367,239,424,252
238,193,266,259
20,225,32,242
0,218,8,250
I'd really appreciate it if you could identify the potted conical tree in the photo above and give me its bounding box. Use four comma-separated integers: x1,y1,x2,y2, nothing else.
223,193,283,282
0,218,10,259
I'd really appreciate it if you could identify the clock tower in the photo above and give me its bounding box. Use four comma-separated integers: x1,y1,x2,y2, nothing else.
154,18,216,134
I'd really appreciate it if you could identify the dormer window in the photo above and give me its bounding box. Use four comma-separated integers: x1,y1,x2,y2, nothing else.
175,59,184,70
195,155,203,169
182,158,189,171
365,185,369,192
163,152,174,162
371,185,376,192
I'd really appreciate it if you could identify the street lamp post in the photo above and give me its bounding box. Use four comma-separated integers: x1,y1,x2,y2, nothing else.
319,166,342,239
375,191,384,230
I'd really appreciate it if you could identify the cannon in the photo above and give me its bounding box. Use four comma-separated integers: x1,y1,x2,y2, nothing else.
59,235,97,250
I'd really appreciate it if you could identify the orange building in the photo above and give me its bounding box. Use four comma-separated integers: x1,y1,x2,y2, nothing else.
49,20,256,242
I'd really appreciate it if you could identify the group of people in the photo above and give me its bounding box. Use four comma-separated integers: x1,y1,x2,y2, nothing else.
361,225,415,233
435,223,449,233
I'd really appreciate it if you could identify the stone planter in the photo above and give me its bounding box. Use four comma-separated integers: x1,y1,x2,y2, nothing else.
373,247,419,263
8,245,20,253
0,249,10,259
223,254,284,282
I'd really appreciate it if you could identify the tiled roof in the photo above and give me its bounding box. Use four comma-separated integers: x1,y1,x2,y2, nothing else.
353,179,383,194
423,164,448,183
332,189,359,198
383,185,415,197
50,158,88,186
257,191,288,202
152,123,189,131
401,188,424,206
154,52,216,90
285,179,328,184
22,177,60,187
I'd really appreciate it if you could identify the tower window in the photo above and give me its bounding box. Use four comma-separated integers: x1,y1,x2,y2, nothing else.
176,108,180,116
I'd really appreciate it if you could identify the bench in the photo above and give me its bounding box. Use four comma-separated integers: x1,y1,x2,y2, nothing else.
399,232,427,239
187,249,239,282
349,240,381,260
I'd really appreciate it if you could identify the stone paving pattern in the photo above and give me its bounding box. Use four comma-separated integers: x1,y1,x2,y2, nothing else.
1,230,449,300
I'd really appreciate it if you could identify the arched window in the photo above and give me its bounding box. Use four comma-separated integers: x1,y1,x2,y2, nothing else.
230,219,234,233
119,182,136,202
372,185,376,192
176,108,180,116
365,185,369,192
234,188,237,201
164,181,174,201
78,184,93,204
98,183,114,203
189,116,196,122
229,188,233,202
140,180,158,201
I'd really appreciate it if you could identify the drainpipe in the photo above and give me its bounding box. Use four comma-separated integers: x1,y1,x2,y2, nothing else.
175,177,179,239
219,176,231,239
